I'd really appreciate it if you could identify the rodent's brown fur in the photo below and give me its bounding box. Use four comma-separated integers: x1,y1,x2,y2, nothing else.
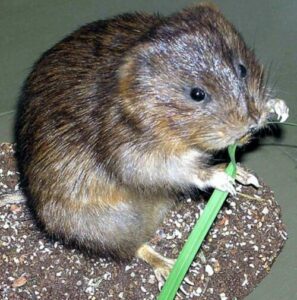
16,4,271,260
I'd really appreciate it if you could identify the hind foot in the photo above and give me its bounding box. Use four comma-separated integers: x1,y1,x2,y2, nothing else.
136,244,174,290
136,244,193,292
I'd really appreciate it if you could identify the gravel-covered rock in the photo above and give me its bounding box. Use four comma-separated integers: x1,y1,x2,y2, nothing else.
0,143,287,299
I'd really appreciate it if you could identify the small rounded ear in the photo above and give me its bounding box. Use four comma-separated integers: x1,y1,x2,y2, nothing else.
187,2,220,12
118,42,154,93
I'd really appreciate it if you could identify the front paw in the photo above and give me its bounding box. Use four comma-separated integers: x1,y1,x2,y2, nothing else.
236,166,260,188
208,171,236,196
266,98,289,122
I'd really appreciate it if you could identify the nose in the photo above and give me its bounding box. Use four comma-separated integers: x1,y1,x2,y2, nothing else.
248,124,258,134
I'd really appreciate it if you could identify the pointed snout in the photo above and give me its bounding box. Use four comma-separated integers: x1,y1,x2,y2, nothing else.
247,124,258,134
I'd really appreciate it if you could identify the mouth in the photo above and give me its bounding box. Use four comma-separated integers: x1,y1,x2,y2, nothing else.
236,132,252,145
235,123,261,146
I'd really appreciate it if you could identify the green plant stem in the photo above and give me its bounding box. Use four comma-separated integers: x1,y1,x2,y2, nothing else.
158,144,237,300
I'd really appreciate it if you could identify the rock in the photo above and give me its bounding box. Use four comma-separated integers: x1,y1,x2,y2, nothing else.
0,143,287,299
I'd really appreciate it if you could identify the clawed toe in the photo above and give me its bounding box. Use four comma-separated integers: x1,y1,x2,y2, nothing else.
176,276,194,297
155,266,194,296
153,257,175,291
209,171,236,196
236,166,260,188
267,98,289,123
183,276,194,286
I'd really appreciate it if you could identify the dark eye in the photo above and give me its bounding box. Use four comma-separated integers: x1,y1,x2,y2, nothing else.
190,87,206,102
239,64,247,78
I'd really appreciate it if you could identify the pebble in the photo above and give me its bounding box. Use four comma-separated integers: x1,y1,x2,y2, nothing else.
205,265,214,276
219,292,228,300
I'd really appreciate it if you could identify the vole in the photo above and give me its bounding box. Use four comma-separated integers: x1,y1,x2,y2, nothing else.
15,3,289,285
